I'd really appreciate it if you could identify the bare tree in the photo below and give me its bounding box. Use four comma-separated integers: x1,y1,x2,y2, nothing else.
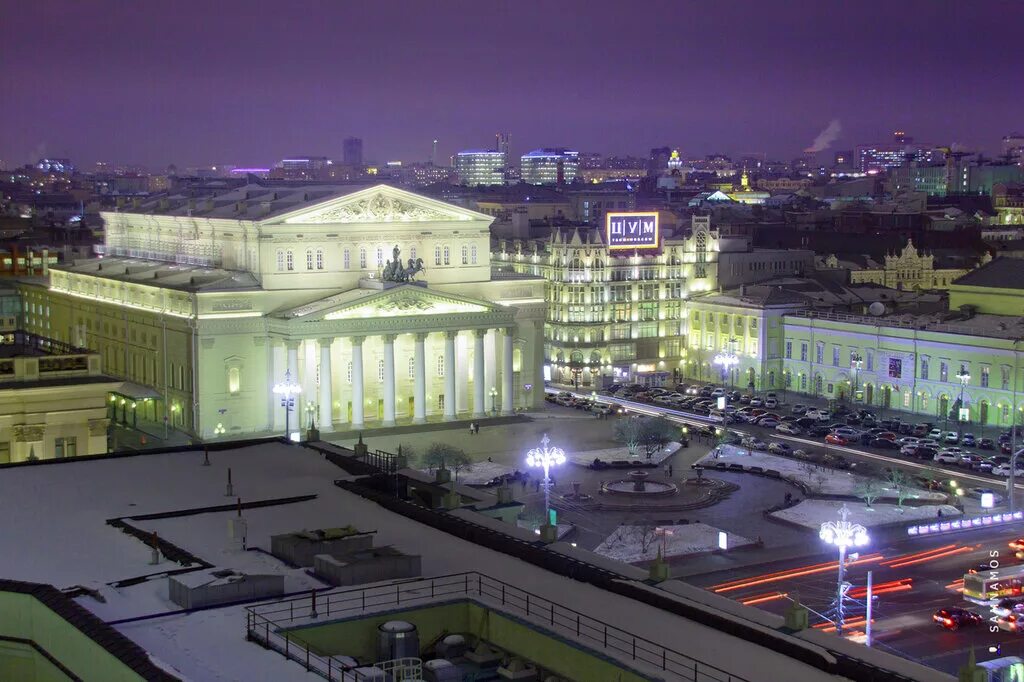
641,417,677,459
631,520,661,556
886,468,910,509
798,460,828,494
421,443,474,483
855,478,883,509
614,418,644,457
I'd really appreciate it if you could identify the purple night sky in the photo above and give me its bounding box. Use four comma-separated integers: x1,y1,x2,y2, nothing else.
1,0,1021,168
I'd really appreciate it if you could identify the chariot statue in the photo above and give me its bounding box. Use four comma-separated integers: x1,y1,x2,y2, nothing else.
381,245,425,283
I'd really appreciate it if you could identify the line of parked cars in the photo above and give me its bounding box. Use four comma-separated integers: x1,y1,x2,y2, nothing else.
601,382,781,420
546,391,620,415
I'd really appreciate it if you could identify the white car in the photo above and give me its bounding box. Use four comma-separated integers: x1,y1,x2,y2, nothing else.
764,397,779,409
897,436,920,446
944,431,960,445
711,388,727,398
934,451,961,464
992,463,1024,477
749,397,764,407
928,428,943,440
776,423,801,436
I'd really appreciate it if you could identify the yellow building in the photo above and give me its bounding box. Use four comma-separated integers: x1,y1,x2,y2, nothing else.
845,239,977,291
23,184,546,440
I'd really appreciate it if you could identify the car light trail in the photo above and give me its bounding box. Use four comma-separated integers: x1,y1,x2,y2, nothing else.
886,545,973,568
740,591,789,606
711,553,884,593
880,544,958,566
848,578,912,599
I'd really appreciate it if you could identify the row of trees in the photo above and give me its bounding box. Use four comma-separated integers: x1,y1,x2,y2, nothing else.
404,442,474,482
613,416,678,459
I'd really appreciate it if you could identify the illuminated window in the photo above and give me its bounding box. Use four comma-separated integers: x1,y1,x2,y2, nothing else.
408,356,415,379
359,248,367,269
306,249,314,270
286,250,294,271
227,366,240,394
443,246,450,265
276,249,285,271
434,246,442,265
437,354,445,377
471,245,477,264
378,359,385,382
343,249,351,269
462,245,468,265
376,247,384,268
316,249,324,270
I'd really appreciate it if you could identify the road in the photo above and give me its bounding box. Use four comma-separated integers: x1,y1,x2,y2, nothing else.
686,526,1024,675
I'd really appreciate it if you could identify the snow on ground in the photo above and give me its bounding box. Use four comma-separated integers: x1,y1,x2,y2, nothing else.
594,523,754,564
416,459,515,485
771,499,962,531
0,442,867,682
567,441,681,467
696,445,946,502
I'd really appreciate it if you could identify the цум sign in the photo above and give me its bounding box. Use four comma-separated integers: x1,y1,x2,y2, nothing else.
607,212,659,250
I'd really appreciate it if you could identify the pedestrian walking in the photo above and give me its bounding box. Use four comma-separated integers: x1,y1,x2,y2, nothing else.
469,422,475,435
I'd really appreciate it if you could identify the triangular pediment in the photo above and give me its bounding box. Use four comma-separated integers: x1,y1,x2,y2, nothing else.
270,185,491,225
285,284,503,321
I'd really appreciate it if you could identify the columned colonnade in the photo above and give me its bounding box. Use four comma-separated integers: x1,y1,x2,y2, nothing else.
272,327,517,431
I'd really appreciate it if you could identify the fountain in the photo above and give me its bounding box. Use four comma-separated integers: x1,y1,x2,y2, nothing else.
629,470,649,491
602,471,678,497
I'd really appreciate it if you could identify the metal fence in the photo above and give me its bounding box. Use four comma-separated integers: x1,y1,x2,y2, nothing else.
246,572,746,682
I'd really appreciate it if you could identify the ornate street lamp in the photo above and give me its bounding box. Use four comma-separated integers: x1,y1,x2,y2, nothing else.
526,434,566,530
956,367,971,440
819,504,869,636
850,353,863,403
713,338,739,388
272,369,302,443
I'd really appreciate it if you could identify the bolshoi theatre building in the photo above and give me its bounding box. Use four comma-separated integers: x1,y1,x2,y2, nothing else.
20,184,546,440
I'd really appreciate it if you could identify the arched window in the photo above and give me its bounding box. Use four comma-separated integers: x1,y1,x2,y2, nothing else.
443,246,450,265
343,248,350,269
378,359,385,382
471,245,477,264
410,246,417,260
437,354,445,377
315,249,324,270
408,356,416,379
227,367,240,394
276,249,285,271
434,246,442,265
306,249,314,270
359,248,367,269
285,250,294,271
462,245,469,265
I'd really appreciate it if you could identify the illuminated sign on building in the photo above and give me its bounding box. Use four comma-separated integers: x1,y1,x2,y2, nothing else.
607,212,659,250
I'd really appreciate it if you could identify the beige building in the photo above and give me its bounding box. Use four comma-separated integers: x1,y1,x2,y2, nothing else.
843,239,977,291
0,332,116,462
22,184,546,440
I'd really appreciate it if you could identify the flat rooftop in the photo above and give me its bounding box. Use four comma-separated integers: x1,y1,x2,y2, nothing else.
0,442,947,681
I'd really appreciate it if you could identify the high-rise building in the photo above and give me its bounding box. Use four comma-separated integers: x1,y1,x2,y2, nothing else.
275,156,331,180
343,137,363,166
854,131,934,172
520,148,579,186
1003,133,1024,163
495,132,510,157
454,149,507,186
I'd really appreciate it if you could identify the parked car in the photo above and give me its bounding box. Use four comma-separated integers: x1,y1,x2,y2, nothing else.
912,423,930,437
768,442,793,455
749,397,764,407
913,446,939,460
764,397,778,409
934,451,962,464
962,433,977,447
900,444,920,457
758,418,781,428
825,433,849,446
979,437,996,450
959,454,990,471
897,436,920,447
776,423,802,436
933,607,983,631
945,431,960,444
832,427,858,439
875,431,898,441
872,438,900,449
791,404,808,414
993,462,1024,477
808,424,833,437
742,437,768,451
993,597,1024,618
929,428,943,440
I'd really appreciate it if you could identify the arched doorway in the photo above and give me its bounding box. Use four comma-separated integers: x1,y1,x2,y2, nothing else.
864,383,873,405
882,385,892,409
979,400,989,426
814,375,823,396
938,394,950,421
747,368,756,391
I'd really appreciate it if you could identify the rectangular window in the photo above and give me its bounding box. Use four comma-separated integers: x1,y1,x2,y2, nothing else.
360,248,367,269
1003,367,1011,391
785,341,792,359
443,247,450,265
815,342,824,364
637,323,658,338
920,357,929,380
471,245,478,264
286,250,294,271
800,342,808,362
800,374,807,390
940,361,948,382
343,249,351,269
866,350,874,372
434,246,441,266
832,346,840,367
981,366,990,388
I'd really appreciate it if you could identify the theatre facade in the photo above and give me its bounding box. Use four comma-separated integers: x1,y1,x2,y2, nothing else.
21,184,546,439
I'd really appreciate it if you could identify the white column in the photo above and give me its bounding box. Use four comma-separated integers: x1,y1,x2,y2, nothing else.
382,334,396,426
473,329,486,418
318,338,333,431
351,337,365,429
444,331,457,421
414,332,427,424
286,340,300,420
502,328,515,416
272,342,285,431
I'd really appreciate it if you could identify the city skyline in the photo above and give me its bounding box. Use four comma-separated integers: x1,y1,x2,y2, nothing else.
2,0,1022,168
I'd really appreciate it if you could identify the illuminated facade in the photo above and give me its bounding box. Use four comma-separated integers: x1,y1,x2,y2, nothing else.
994,183,1024,225
844,239,977,291
455,149,507,186
520,148,580,186
23,184,546,439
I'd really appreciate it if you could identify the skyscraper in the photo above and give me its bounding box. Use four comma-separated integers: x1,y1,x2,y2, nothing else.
520,148,579,186
343,137,363,166
495,132,510,157
455,149,506,186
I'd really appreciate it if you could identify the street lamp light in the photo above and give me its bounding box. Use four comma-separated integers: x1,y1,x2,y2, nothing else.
850,353,863,403
272,369,302,443
713,338,739,388
819,504,869,637
957,367,971,440
489,387,498,414
526,434,566,531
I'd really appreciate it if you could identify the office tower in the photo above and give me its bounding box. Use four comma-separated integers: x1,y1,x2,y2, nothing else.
520,148,580,186
495,132,510,157
343,137,363,166
455,149,507,186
